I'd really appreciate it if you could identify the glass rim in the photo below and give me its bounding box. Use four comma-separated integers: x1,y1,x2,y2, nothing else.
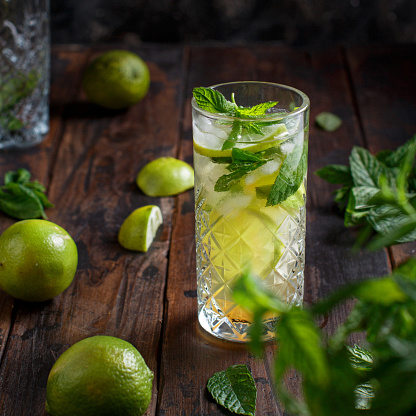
191,81,310,122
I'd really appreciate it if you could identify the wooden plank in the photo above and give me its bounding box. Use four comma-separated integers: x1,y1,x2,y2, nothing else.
345,44,416,268
0,45,184,415
157,44,391,415
0,48,87,375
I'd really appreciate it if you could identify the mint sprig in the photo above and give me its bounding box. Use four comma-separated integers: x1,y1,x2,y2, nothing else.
315,135,416,249
233,258,416,416
0,168,54,219
193,87,280,151
207,364,257,416
214,148,269,192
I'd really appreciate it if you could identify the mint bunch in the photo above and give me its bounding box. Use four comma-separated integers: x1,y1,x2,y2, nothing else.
316,135,416,249
0,70,39,131
193,87,281,150
233,258,416,416
207,364,257,415
0,168,54,219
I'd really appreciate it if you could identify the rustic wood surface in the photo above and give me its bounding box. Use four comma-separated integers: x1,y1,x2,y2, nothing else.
0,43,415,415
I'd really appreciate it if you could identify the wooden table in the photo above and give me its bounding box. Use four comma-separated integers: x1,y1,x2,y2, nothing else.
0,43,415,415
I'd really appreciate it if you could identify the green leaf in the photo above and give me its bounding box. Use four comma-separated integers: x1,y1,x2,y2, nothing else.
382,135,416,168
214,148,268,192
0,70,39,112
0,183,45,219
356,277,407,305
192,87,234,114
367,205,416,244
0,169,53,219
333,186,352,210
347,344,373,372
344,189,369,227
5,115,24,131
5,168,31,185
315,164,353,186
222,121,243,150
349,146,388,188
207,365,257,416
266,140,308,206
275,308,329,386
315,112,342,132
237,101,278,117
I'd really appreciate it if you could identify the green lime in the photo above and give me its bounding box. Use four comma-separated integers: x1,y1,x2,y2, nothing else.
281,183,306,211
136,157,194,197
118,205,163,252
0,220,78,302
193,123,289,158
82,50,150,109
45,336,153,416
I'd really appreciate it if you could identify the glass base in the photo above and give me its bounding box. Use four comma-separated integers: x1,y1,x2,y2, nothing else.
0,110,49,149
198,307,277,343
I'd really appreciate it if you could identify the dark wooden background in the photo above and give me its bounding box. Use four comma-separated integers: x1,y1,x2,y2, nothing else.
0,43,415,415
50,0,416,48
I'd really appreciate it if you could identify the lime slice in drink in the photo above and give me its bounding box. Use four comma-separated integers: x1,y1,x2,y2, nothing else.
203,206,284,281
118,205,163,252
281,183,306,211
193,123,289,158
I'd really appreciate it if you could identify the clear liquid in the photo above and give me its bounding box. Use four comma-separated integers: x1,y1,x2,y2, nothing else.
194,129,307,342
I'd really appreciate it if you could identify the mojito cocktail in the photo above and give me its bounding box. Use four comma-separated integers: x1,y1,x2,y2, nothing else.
192,82,310,342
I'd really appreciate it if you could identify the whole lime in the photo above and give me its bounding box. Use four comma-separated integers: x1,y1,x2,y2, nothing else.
82,50,150,109
45,336,154,416
136,157,194,197
0,220,78,302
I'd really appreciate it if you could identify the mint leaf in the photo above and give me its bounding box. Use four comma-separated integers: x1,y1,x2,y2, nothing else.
237,101,278,117
347,345,373,372
0,169,53,219
222,121,243,150
207,364,257,416
215,148,268,192
5,168,31,185
275,308,330,386
383,134,416,168
315,112,342,132
367,205,416,246
0,183,45,219
266,141,308,206
349,146,387,187
192,87,234,114
315,164,353,186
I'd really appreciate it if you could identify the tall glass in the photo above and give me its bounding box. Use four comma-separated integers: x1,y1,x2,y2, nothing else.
192,82,310,342
0,0,50,149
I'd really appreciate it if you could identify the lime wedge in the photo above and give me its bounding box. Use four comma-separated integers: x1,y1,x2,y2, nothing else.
118,205,163,252
193,123,289,158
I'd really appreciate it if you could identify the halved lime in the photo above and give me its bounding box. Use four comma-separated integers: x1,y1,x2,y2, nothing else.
193,123,289,158
118,205,163,252
136,157,194,197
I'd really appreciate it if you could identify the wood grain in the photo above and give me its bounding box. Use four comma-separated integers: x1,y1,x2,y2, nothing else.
345,44,416,268
0,44,414,416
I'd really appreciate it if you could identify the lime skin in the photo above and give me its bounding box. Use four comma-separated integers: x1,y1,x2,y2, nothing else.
45,336,154,416
0,219,78,302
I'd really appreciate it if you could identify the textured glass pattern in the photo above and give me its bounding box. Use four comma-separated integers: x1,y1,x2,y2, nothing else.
196,181,306,342
0,0,50,148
